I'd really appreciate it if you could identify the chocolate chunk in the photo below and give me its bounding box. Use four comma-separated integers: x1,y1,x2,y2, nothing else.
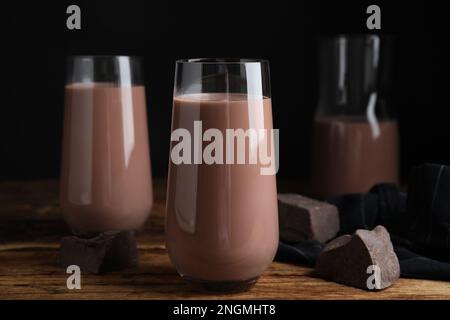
59,230,138,274
278,194,339,243
316,225,400,290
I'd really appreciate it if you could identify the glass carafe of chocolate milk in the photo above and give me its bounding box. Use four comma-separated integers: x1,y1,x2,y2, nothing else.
311,35,399,198
61,56,153,234
166,59,279,291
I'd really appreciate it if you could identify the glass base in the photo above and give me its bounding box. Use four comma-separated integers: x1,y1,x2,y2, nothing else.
183,275,259,293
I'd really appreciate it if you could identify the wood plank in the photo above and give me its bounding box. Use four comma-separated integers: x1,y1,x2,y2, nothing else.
1,180,449,299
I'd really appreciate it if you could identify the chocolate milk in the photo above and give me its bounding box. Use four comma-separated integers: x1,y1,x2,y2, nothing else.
311,116,399,198
61,83,153,233
166,93,278,282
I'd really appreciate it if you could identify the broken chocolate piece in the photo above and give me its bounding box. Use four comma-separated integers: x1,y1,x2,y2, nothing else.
59,230,138,273
278,194,339,243
316,225,400,290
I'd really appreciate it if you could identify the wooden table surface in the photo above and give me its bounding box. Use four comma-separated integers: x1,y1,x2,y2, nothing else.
1,179,449,300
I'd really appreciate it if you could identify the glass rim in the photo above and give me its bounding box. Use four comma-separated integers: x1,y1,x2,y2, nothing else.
176,58,269,64
67,55,141,60
317,33,397,42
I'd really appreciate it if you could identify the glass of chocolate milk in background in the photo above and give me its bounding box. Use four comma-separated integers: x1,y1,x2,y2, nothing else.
311,35,399,198
61,56,153,234
166,59,278,291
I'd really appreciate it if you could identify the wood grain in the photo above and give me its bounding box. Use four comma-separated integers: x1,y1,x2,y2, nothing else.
1,180,449,299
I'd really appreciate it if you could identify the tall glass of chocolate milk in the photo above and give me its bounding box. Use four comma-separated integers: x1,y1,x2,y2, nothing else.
61,56,153,234
311,35,399,198
166,59,279,291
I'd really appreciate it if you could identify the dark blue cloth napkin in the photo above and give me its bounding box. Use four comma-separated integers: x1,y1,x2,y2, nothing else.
275,163,450,281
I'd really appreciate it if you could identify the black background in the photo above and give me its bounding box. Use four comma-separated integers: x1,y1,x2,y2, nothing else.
0,0,446,181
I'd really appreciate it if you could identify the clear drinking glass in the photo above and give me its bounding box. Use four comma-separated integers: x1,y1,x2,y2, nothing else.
60,56,153,235
311,35,399,198
166,58,279,292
